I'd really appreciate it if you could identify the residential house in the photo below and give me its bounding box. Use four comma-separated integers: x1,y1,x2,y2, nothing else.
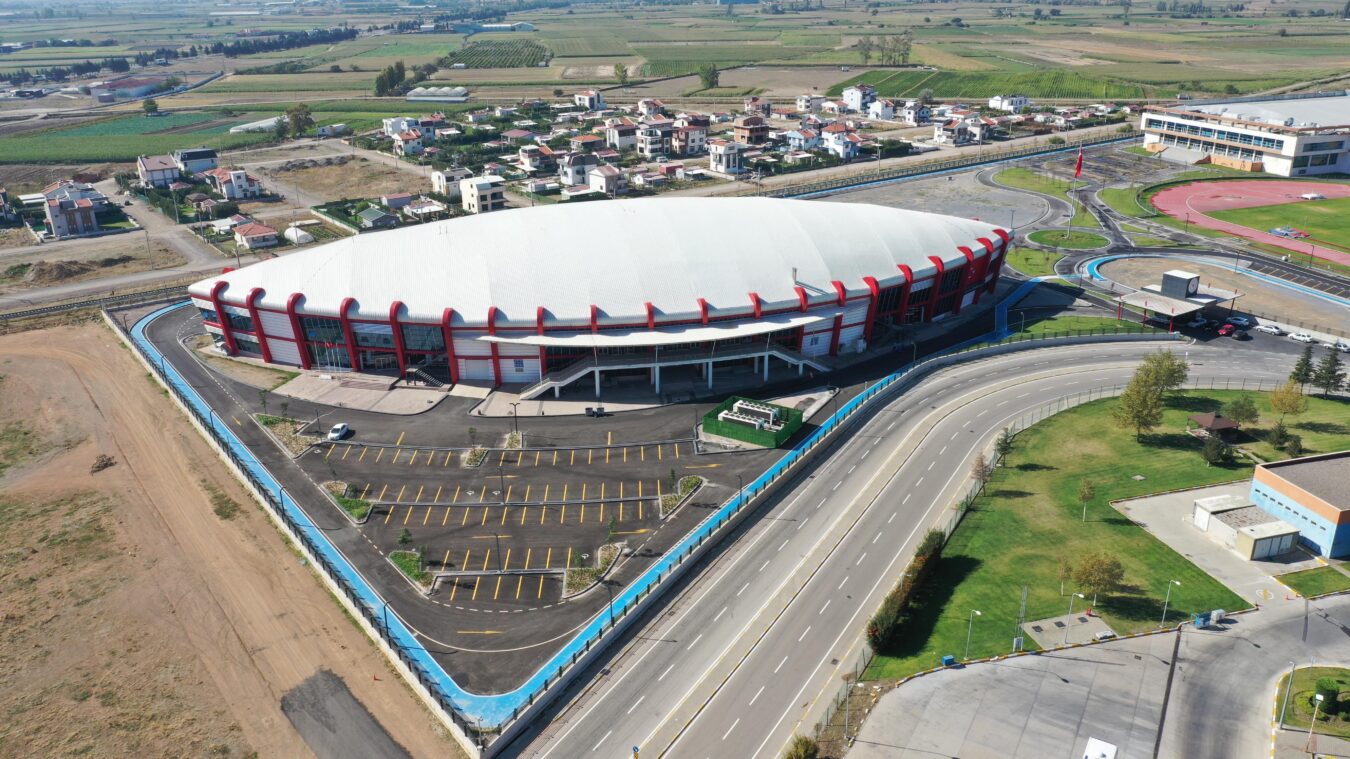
587,164,627,198
784,129,820,152
382,116,420,137
796,94,824,113
570,134,605,152
233,222,278,250
203,168,264,200
431,167,473,198
173,148,218,175
465,111,493,124
43,198,99,238
631,172,665,190
40,180,108,210
743,96,772,118
708,139,745,175
494,105,517,119
460,175,507,214
636,98,664,119
417,112,449,131
988,94,1031,113
558,152,601,186
676,113,711,129
637,123,674,159
657,163,684,179
821,123,862,159
732,116,769,145
898,101,931,127
604,118,638,151
672,125,707,156
867,99,896,121
933,119,973,146
357,207,399,229
404,198,447,220
783,150,816,166
574,89,606,111
820,100,847,115
518,144,557,173
842,84,876,114
382,192,414,210
317,123,349,137
210,214,251,234
136,154,179,188
501,128,536,146
393,130,425,156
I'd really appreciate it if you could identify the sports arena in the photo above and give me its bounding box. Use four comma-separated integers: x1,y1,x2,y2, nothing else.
189,198,1008,398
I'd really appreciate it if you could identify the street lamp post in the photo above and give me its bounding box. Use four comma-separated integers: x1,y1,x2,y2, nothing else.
964,609,982,660
1279,661,1297,728
1308,693,1326,752
1065,592,1085,644
493,532,503,572
1160,580,1182,627
508,401,521,437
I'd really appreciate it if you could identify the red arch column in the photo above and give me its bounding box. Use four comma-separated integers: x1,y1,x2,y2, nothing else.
896,264,914,323
388,301,408,377
749,292,763,319
698,298,710,325
861,275,880,342
338,297,360,371
537,306,548,379
830,280,847,306
973,237,997,304
793,285,809,312
925,257,946,321
209,281,239,355
286,292,311,369
952,247,975,315
440,308,459,384
988,229,1011,293
245,287,273,362
487,306,501,387
644,302,656,329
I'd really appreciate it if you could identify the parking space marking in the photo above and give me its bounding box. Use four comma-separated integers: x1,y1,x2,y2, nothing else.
502,548,512,571
443,450,453,467
605,447,611,465
396,485,406,503
523,548,532,570
515,575,524,600
501,506,509,526
449,575,460,602
560,504,567,524
537,575,545,599
480,507,490,526
534,451,541,467
520,506,528,526
544,547,553,569
479,486,488,503
570,450,576,466
325,445,335,462
452,485,461,504
415,485,425,503
391,449,403,465
442,503,452,527
493,576,503,601
540,504,547,525
504,484,514,503
498,450,507,467
375,448,385,464
358,447,368,462
639,501,644,520
481,550,491,572
523,484,532,502
580,504,587,524
623,447,628,464
384,504,394,525
599,503,605,523
516,450,524,467
461,507,470,526
394,432,405,446
422,506,432,526
566,547,572,569
433,485,442,503
640,446,645,462
471,576,481,601
359,483,371,499
674,443,679,459
377,484,389,502
441,548,451,569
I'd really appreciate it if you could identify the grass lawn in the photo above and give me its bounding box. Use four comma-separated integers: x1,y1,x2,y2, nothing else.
1220,392,1350,462
1004,247,1063,277
1099,186,1153,219
389,550,430,585
1129,234,1201,249
1277,667,1350,738
1027,230,1109,249
1278,567,1350,598
1009,314,1151,337
863,388,1350,682
995,168,1098,228
1209,197,1350,256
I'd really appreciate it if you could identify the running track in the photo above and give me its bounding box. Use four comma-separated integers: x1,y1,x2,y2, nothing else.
1151,180,1350,266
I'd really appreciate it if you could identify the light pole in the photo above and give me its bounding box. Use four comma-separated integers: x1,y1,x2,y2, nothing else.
964,609,982,660
1308,693,1325,752
1279,661,1297,728
508,401,520,437
737,474,744,511
1064,593,1085,644
493,533,503,573
1160,579,1181,627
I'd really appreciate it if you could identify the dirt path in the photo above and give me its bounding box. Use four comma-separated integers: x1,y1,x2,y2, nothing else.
0,323,464,759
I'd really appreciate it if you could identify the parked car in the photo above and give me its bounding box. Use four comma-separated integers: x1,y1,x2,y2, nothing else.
327,422,349,441
1186,316,1210,329
1337,340,1350,352
1227,315,1252,328
1254,324,1284,336
1217,323,1238,337
1232,330,1252,341
1290,332,1315,344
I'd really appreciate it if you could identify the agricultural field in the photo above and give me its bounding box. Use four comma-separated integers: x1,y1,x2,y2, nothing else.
441,40,551,69
0,112,272,164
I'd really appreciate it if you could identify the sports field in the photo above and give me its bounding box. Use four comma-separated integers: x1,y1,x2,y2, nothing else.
1151,180,1350,265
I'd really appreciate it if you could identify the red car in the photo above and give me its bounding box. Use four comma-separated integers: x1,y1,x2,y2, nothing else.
1217,323,1237,336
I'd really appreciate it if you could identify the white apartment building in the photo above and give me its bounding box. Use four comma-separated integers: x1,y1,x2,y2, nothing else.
460,175,507,214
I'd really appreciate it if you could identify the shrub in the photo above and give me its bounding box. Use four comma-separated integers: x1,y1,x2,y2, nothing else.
1316,677,1341,715
782,735,820,759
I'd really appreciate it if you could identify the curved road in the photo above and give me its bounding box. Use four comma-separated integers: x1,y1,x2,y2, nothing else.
504,339,1297,759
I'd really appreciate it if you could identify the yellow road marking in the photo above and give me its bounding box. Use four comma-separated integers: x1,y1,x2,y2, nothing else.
461,508,469,526
325,445,335,462
504,484,513,503
396,485,406,503
580,504,586,524
534,451,541,466
501,506,509,526
449,577,459,602
481,550,491,572
498,450,507,466
377,484,389,501
552,450,558,466
523,484,531,502
619,502,624,522
520,507,528,526
538,575,544,599
639,501,643,520
375,448,385,464
480,485,487,503
481,507,489,526
641,446,645,461
638,481,643,498
514,450,522,467
685,464,720,469
657,445,662,461
588,449,593,466
502,548,512,571
607,431,612,445
560,504,566,524
623,447,627,464
452,485,461,504
614,529,650,535
471,576,481,601
433,485,442,503
656,479,662,498
442,549,451,568
415,485,425,502
619,482,624,499
422,506,432,526
545,547,553,569
442,503,451,527
493,576,502,601
540,505,546,525
673,443,679,459
458,629,502,635
384,505,394,525
402,506,412,525
606,447,610,465
582,483,588,501
570,449,575,466
360,483,371,499
599,502,605,522
542,484,550,503
425,450,435,466
562,483,568,502
462,548,470,571
391,449,402,465
443,450,453,467
232,416,241,426
359,446,368,462
523,548,532,570
395,432,405,446
566,546,572,569
343,444,353,460
515,575,524,600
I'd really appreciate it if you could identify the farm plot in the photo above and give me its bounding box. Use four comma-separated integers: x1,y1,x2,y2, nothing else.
636,43,828,76
832,69,1144,99
540,34,632,58
53,113,219,138
0,124,270,164
197,72,377,93
441,40,550,68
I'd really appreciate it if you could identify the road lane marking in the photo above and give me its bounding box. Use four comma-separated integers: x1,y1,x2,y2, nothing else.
749,686,766,707
797,626,811,643
714,606,728,622
837,577,848,590
591,730,612,752
627,695,646,715
816,498,826,510
736,583,749,597
686,634,703,651
819,599,831,615
872,533,881,544
773,656,788,674
855,552,867,565
759,560,770,573
778,539,789,552
797,517,809,531
394,431,405,446
722,718,740,741
832,480,841,491
658,664,675,681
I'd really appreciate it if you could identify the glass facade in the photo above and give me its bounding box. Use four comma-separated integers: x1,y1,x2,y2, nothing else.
300,316,344,344
402,324,445,351
307,343,351,369
1145,117,1285,151
198,307,218,324
352,322,396,349
225,312,254,332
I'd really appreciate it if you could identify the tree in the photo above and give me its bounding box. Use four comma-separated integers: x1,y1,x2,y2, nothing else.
1057,557,1074,595
1201,435,1230,467
142,97,159,115
1078,478,1095,522
1312,348,1345,397
398,528,412,545
697,64,720,90
272,117,289,141
970,452,993,486
1140,350,1189,397
855,35,874,65
898,28,914,65
1072,551,1124,606
552,88,564,97
995,428,1014,462
613,63,628,86
1285,434,1304,458
918,87,934,106
1222,395,1259,427
1316,677,1341,715
783,735,820,759
285,103,314,137
1112,371,1164,441
1291,344,1314,388
1270,378,1309,421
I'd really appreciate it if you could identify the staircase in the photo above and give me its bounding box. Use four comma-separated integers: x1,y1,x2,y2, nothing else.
404,368,446,388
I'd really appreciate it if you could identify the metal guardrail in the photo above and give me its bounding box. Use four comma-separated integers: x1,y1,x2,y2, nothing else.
0,284,189,322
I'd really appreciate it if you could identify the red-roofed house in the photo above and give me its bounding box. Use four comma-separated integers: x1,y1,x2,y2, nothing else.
203,168,264,200
570,134,605,152
44,198,99,238
136,154,180,188
233,222,278,250
394,129,424,156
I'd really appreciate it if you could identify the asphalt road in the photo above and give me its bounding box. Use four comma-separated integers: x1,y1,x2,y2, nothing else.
505,340,1297,759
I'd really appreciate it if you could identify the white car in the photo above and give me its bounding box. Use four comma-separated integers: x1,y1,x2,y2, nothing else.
1290,332,1315,344
327,422,349,441
1226,315,1252,328
1253,324,1283,336
1335,340,1350,352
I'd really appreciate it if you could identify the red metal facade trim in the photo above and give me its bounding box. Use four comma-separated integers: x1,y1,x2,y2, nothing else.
245,287,273,363
793,285,809,312
487,306,501,386
830,280,847,306
338,297,361,371
209,281,239,355
896,264,914,322
988,229,1011,293
644,302,655,330
286,293,311,369
829,313,843,356
698,298,709,325
589,304,599,333
388,301,408,376
441,308,459,384
861,276,880,342
926,256,946,321
749,292,763,319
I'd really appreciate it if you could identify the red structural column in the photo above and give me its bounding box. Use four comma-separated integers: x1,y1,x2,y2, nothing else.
388,301,408,377
828,313,843,356
749,292,763,319
925,256,945,321
440,308,459,384
698,298,710,325
973,237,997,304
988,229,1011,294
644,302,656,329
952,247,975,315
487,306,501,387
209,280,239,355
896,264,914,323
830,280,847,306
286,292,311,369
794,285,809,312
537,306,547,379
245,287,273,363
338,297,361,372
590,304,600,333
861,276,880,342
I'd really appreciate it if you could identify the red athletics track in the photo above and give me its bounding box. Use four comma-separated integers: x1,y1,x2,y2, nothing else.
1150,180,1350,266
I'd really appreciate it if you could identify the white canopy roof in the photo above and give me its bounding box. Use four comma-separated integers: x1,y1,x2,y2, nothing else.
191,197,1003,326
480,312,828,348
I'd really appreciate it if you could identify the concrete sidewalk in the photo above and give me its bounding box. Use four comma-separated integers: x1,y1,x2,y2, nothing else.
274,373,446,415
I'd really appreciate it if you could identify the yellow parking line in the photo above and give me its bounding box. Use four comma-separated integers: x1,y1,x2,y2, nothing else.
443,450,453,467
442,504,451,527
425,450,435,466
657,445,662,461
481,507,489,526
599,503,605,522
422,506,432,526
566,546,573,569
461,508,469,526
415,485,425,503
515,575,524,600
343,444,353,460
433,485,442,503
462,548,470,570
498,450,507,466
602,482,607,500
581,483,588,501
358,446,368,462
570,450,576,466
504,484,514,503
450,577,459,602
471,576,481,601
523,484,531,502
588,449,593,466
391,449,402,465
537,575,544,599
377,484,389,501
502,548,512,571
384,505,395,525
534,451,541,466
619,482,624,499
552,450,558,466
516,450,524,467
396,485,406,503
481,550,491,572
580,504,586,524
607,431,613,445
623,447,627,464
442,549,451,568
560,504,567,525
493,576,502,601
542,484,550,503
674,443,680,459
375,448,385,464
395,432,405,446
452,485,461,504
655,479,661,498
545,547,553,569
618,502,623,522
479,485,487,503
325,445,335,462
540,505,546,525
500,506,509,526
605,447,610,465
520,507,528,526
638,481,643,498
523,548,532,570
639,501,643,520
360,483,371,499
640,445,645,462
562,483,568,502
402,506,412,525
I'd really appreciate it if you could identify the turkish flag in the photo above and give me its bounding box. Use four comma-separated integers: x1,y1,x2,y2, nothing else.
1074,147,1084,178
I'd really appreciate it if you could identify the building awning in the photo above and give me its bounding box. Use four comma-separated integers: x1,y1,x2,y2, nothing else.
478,312,830,348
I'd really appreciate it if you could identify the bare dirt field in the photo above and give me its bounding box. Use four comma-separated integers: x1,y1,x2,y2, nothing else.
0,322,465,759
258,155,422,203
1100,257,1350,333
0,228,29,250
0,163,128,194
0,236,186,293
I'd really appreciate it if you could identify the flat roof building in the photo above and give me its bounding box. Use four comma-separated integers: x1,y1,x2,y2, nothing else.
1141,91,1350,177
1251,450,1350,557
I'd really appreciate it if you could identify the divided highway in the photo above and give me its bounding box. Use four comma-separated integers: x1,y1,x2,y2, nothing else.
506,340,1296,759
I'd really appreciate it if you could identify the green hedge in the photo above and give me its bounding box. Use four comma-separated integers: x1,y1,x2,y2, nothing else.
702,396,804,448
